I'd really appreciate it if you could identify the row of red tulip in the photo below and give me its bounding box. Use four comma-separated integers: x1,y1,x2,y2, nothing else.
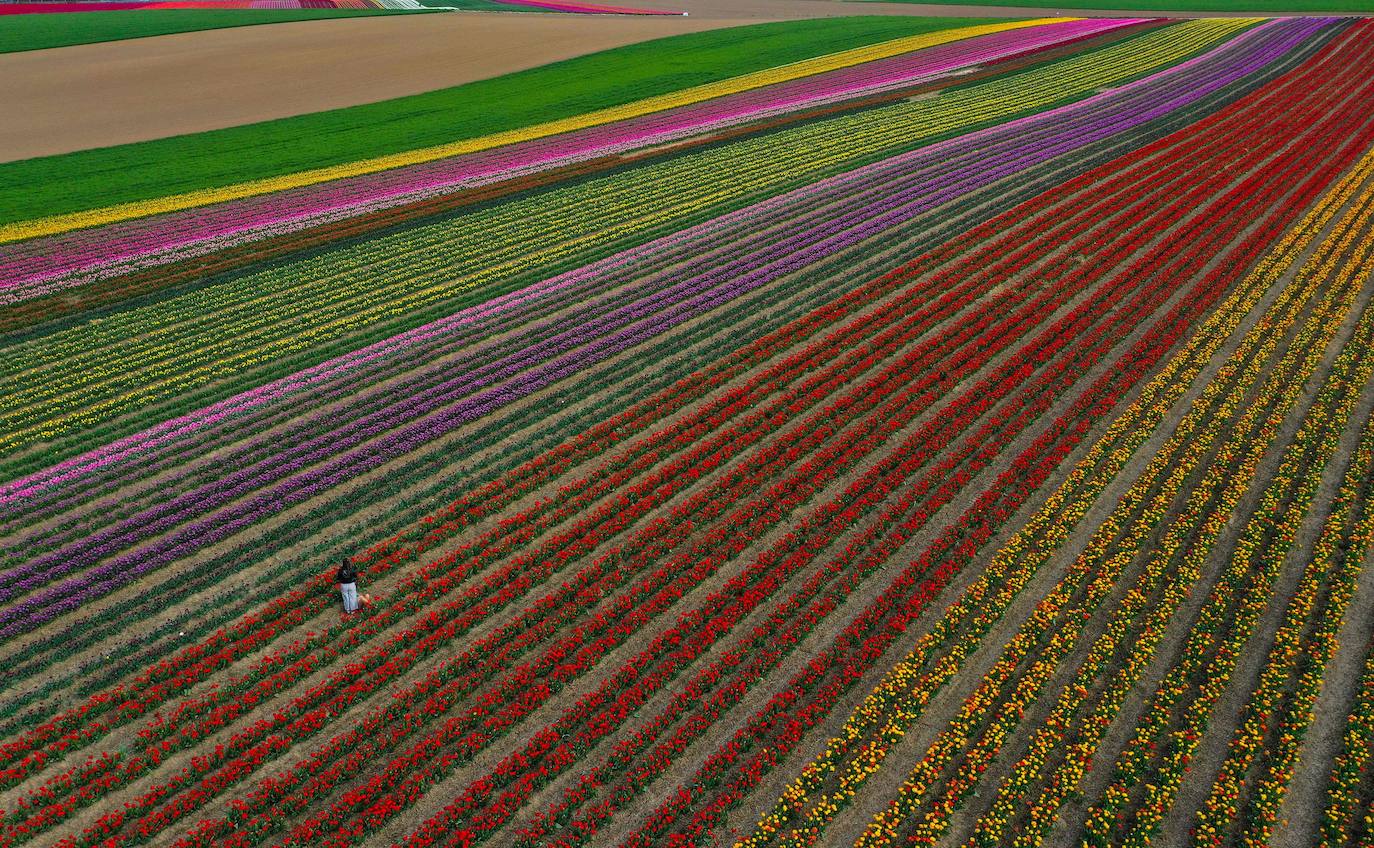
634,41,1374,847
35,147,1121,846
730,34,1374,846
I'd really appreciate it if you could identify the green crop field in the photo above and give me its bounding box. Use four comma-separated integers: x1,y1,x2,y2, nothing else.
0,8,414,54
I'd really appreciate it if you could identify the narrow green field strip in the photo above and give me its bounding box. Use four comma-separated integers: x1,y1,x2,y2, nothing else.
857,0,1374,10
0,8,415,55
0,16,990,226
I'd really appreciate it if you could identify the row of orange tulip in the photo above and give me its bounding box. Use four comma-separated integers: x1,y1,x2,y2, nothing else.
1191,371,1374,848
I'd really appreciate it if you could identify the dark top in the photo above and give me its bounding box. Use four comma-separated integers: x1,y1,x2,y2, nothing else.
336,562,358,585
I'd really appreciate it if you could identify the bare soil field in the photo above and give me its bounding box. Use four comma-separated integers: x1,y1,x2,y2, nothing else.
1,0,1322,164
0,11,743,161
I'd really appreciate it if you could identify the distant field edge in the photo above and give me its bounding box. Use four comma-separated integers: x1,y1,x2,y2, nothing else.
0,8,423,54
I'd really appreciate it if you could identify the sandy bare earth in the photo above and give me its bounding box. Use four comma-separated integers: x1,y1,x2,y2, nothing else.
0,12,745,162
3,0,1323,165
4,0,1339,164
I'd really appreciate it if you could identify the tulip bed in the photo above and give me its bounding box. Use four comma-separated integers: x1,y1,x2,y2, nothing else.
0,16,1253,656
731,23,1374,847
7,21,1255,728
3,14,1374,848
1320,632,1374,848
736,26,1374,848
1189,357,1374,848
0,17,1240,477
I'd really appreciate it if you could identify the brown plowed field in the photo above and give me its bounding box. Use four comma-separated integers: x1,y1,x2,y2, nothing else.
0,11,743,162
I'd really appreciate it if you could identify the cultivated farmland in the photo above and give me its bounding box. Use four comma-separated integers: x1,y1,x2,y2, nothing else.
2,13,1373,848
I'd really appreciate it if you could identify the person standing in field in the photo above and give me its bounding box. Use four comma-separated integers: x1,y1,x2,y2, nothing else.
337,558,360,615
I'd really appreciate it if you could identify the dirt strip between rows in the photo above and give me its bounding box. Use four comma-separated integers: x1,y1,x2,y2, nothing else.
1271,543,1374,848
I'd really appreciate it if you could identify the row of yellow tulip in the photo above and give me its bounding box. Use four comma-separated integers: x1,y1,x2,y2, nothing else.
1078,157,1374,848
862,207,1372,848
1191,381,1374,848
1320,630,1374,847
989,199,1374,848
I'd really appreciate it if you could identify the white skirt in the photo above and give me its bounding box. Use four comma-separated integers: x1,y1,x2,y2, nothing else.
340,582,359,613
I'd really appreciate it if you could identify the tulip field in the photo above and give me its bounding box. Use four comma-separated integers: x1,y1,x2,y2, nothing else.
3,12,1374,848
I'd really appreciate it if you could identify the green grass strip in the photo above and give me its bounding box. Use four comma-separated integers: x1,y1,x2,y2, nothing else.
0,8,418,55
0,15,989,225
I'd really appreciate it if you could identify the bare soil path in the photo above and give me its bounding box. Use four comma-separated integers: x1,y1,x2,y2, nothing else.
1270,544,1374,848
